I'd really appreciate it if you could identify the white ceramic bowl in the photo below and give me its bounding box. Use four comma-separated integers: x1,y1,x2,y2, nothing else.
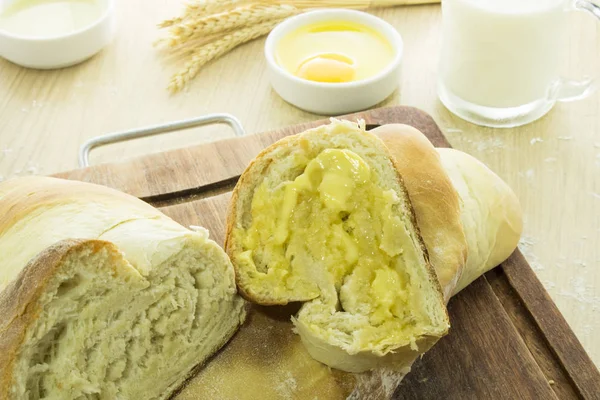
265,9,403,115
0,0,115,69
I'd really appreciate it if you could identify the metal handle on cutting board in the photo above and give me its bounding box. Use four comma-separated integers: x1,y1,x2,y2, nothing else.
79,113,246,168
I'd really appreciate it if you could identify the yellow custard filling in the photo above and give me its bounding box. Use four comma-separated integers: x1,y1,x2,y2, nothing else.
236,149,424,331
275,20,395,83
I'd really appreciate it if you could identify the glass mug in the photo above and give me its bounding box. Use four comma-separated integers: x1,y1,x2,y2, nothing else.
438,0,600,128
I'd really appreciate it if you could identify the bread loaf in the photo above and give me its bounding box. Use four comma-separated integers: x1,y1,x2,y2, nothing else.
372,124,522,296
225,119,450,373
226,120,523,374
0,177,246,399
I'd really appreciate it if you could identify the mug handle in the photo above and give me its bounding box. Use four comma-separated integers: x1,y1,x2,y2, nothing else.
556,0,600,102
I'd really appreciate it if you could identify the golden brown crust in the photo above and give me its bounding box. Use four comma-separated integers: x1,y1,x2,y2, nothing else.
0,176,160,238
0,239,120,398
372,124,468,301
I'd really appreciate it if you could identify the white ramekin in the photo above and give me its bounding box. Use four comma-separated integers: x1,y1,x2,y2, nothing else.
0,0,115,69
265,9,403,116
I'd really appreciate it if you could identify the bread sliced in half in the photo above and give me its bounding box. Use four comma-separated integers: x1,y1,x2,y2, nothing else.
0,177,246,400
225,120,449,373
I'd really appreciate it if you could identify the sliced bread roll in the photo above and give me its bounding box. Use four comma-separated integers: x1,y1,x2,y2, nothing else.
0,177,246,400
225,120,450,373
372,124,522,297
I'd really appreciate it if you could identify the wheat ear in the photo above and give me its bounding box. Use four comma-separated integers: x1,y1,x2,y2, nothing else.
167,4,298,47
169,18,283,93
159,0,247,28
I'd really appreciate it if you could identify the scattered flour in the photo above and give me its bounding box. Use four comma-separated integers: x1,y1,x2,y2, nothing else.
349,368,410,400
530,137,543,145
476,137,506,152
557,136,573,141
518,236,545,271
542,280,556,290
558,276,600,307
544,157,557,163
10,161,43,178
446,128,463,133
518,169,535,179
274,372,298,400
592,193,600,200
519,236,536,247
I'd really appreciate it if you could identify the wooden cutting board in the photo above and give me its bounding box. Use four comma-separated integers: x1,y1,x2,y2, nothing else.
55,106,600,399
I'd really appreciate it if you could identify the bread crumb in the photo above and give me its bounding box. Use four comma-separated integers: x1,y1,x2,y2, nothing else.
548,380,555,385
530,137,543,145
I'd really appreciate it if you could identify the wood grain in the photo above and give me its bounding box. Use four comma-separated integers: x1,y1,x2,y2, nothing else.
1,0,598,374
56,106,600,399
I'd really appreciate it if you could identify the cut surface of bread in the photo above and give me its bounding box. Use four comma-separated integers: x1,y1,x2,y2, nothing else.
0,177,246,400
226,120,449,373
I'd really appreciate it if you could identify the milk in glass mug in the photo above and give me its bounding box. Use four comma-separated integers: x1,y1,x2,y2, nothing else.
438,0,600,128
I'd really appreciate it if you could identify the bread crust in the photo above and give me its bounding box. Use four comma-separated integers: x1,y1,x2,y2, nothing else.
0,239,120,399
0,176,160,238
372,124,468,300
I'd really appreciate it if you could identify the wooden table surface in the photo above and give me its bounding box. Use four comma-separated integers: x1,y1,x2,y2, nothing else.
0,0,599,369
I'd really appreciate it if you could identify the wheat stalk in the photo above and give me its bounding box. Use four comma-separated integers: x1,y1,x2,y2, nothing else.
166,4,299,47
159,0,245,27
160,0,246,28
169,18,284,93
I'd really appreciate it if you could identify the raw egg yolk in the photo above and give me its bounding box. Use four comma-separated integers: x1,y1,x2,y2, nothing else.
296,53,356,83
